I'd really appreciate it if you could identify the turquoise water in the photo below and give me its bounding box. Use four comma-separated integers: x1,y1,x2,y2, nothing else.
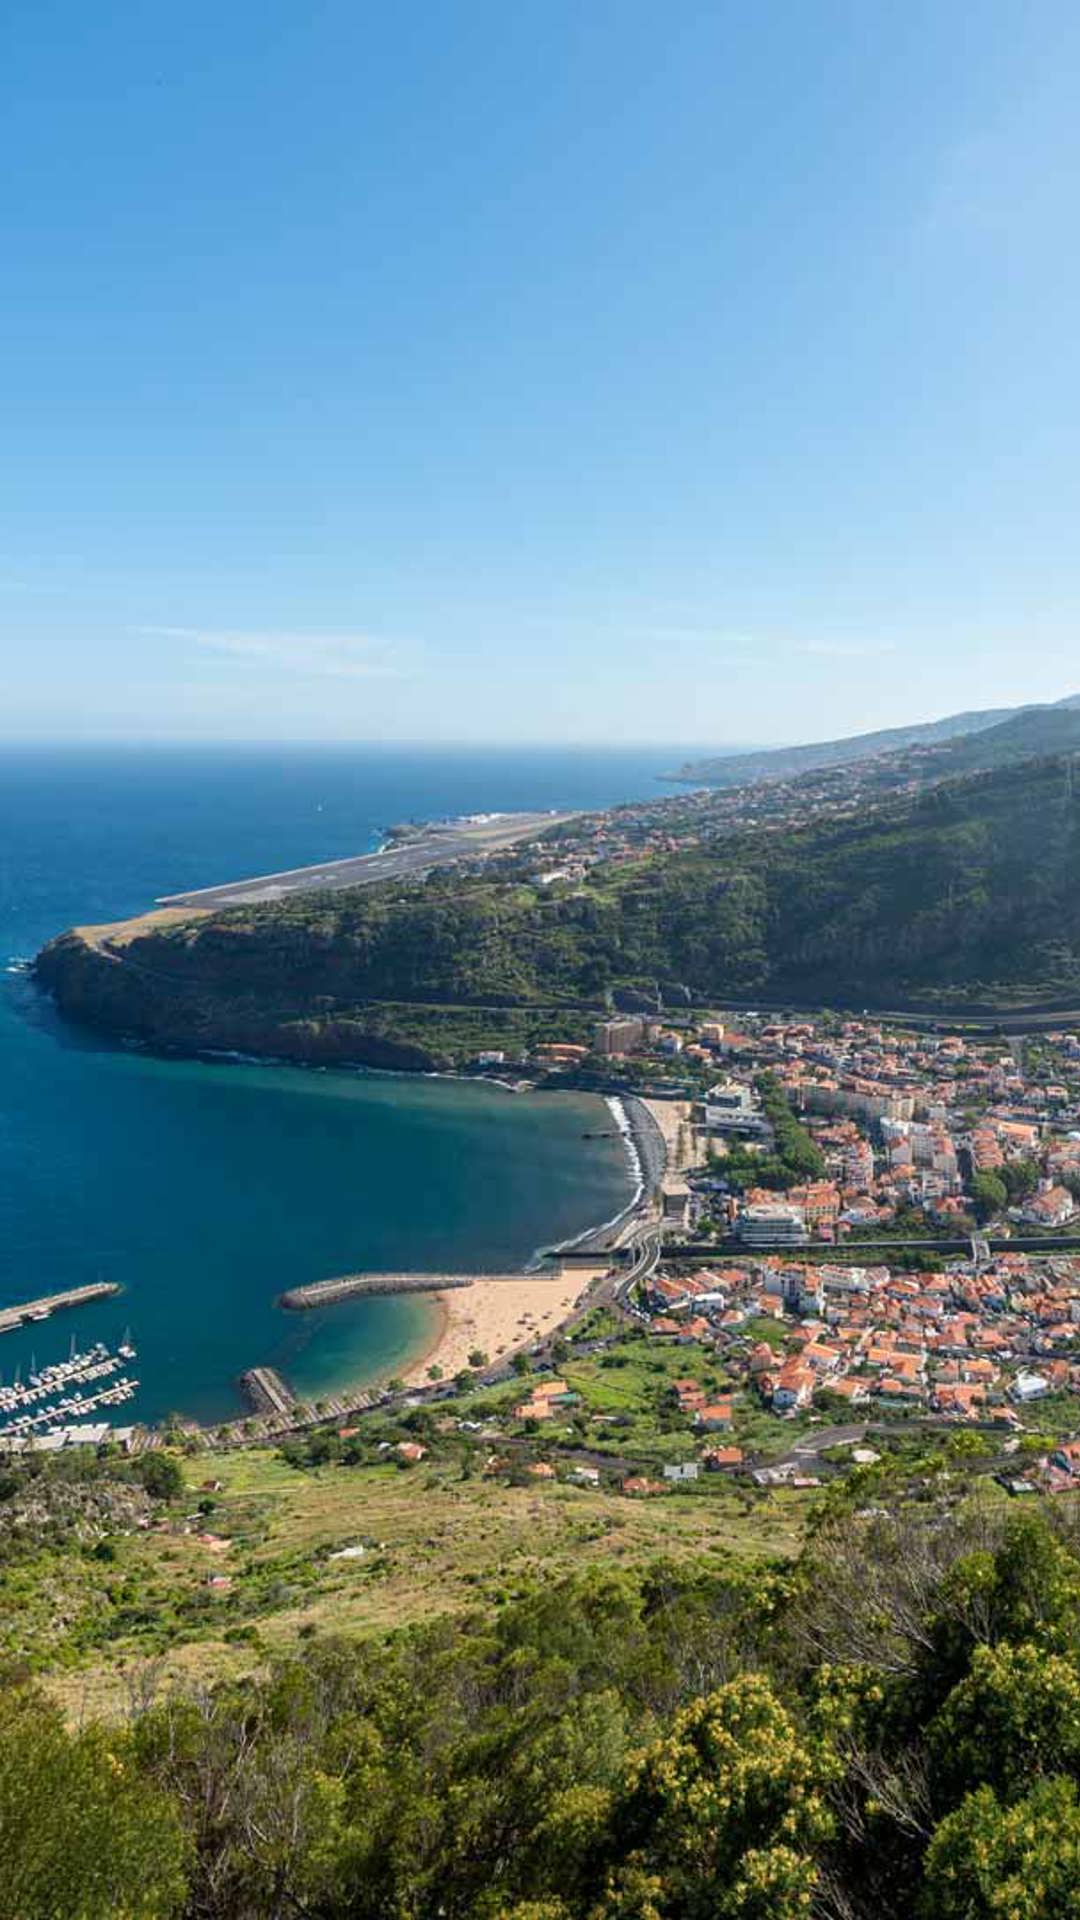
0,744,696,1422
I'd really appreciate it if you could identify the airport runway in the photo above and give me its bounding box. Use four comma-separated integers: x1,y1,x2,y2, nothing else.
156,810,575,910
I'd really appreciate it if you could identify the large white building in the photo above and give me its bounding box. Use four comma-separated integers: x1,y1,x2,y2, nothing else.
737,1202,808,1248
705,1082,771,1137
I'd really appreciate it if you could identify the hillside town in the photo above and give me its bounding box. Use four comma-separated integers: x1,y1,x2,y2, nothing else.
590,1009,1080,1484
329,1005,1080,1506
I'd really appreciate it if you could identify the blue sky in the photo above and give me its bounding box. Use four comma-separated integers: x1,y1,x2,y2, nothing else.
2,0,1078,744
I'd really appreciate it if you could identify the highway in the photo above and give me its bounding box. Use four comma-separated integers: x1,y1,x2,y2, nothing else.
157,811,576,910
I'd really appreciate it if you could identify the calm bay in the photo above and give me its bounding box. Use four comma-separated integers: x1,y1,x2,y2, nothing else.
0,744,696,1422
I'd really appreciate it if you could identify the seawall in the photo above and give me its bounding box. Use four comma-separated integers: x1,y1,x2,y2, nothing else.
280,1272,478,1310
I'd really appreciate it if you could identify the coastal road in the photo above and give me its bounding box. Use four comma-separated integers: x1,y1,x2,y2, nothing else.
156,811,576,910
616,1225,662,1306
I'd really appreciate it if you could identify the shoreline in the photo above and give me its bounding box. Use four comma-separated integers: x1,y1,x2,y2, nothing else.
25,970,659,1423
397,1264,613,1388
387,1095,666,1394
394,1291,450,1384
543,1095,645,1257
286,1090,659,1407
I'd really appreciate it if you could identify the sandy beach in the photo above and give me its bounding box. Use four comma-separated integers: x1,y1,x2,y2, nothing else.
401,1263,612,1385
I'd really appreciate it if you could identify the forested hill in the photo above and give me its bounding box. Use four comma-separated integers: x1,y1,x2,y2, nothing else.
894,700,1080,782
36,751,1080,1066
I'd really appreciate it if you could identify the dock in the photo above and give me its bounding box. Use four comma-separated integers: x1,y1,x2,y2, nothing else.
279,1272,523,1310
0,1282,120,1336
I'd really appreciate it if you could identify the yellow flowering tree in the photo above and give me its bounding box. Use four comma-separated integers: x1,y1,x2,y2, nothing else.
928,1642,1080,1808
595,1673,835,1920
923,1776,1080,1919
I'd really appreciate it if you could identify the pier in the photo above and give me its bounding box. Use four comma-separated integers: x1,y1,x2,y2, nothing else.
240,1367,298,1417
0,1282,120,1335
279,1271,534,1309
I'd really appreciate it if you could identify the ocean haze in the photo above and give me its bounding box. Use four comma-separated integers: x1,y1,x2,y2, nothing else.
0,744,693,1422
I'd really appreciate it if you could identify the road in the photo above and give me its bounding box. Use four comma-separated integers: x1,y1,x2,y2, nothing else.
666,1234,1080,1259
775,1424,869,1465
616,1225,662,1306
156,811,576,910
695,994,1080,1036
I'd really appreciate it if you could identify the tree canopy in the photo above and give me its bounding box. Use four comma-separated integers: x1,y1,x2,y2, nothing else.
9,1502,1080,1917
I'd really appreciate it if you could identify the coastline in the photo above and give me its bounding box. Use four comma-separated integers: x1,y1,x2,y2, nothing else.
291,1089,659,1407
394,1291,450,1383
545,1095,644,1256
29,960,663,1423
389,1095,666,1393
398,1264,612,1387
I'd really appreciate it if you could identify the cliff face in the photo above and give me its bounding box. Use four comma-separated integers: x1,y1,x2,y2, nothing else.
33,928,442,1071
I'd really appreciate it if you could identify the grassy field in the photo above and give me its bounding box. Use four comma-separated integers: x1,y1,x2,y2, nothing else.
548,1332,810,1465
20,1323,822,1721
39,1444,809,1721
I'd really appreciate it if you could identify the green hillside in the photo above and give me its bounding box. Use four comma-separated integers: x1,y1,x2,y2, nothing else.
670,700,1024,786
674,691,1080,789
899,700,1080,781
35,750,1080,1064
13,1451,1080,1920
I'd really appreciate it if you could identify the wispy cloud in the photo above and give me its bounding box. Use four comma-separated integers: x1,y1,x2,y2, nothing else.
641,626,760,650
140,625,407,680
796,639,897,661
646,629,896,665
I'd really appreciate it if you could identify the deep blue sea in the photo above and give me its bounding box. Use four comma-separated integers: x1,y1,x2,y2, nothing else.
0,744,700,1424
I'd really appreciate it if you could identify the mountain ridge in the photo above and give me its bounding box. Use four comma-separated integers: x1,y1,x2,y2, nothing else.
671,690,1080,787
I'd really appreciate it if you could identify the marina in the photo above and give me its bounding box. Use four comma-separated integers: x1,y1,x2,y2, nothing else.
0,1333,138,1441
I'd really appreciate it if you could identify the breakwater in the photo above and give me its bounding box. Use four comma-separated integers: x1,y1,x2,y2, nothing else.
280,1271,484,1310
0,1281,120,1335
240,1366,297,1416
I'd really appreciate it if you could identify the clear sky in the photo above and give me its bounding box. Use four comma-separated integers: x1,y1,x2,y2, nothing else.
2,1,1079,745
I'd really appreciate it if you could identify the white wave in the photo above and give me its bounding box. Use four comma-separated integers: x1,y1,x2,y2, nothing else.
537,1095,645,1263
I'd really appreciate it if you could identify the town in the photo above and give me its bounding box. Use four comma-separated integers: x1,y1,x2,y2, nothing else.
350,1001,1080,1501
599,1007,1080,1491
170,1005,1080,1516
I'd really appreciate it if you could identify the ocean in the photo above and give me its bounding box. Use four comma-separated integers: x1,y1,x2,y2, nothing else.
0,743,700,1423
